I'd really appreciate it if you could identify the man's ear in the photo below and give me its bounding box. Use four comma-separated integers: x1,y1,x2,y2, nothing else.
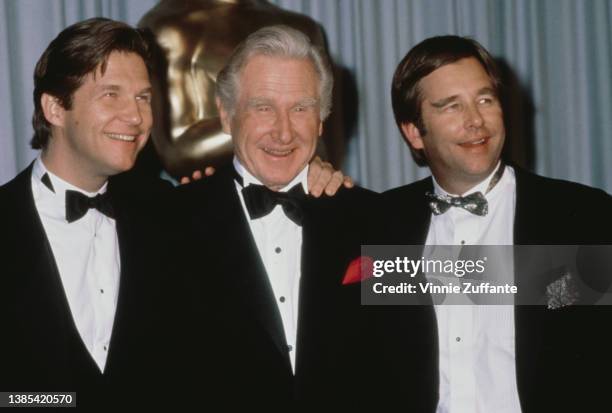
41,93,65,127
400,122,425,150
318,121,323,137
216,97,231,134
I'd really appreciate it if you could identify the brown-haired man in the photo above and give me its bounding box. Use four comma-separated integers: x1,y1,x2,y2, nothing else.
385,35,612,412
0,17,180,410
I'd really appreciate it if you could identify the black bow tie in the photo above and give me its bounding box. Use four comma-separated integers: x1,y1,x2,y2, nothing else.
241,183,306,225
425,191,488,216
65,190,115,223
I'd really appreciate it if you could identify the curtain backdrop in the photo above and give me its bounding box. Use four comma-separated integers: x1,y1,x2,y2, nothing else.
1,0,610,193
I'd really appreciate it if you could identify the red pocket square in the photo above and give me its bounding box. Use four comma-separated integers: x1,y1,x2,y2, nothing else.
342,256,374,285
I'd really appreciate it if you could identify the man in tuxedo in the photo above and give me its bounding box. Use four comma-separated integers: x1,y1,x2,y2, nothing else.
0,18,177,409
173,25,437,410
386,35,612,412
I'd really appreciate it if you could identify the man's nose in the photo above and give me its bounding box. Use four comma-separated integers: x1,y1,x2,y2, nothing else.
272,111,293,144
120,98,144,126
464,103,484,129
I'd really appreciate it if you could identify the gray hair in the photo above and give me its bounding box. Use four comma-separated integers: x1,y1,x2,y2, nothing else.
216,25,333,120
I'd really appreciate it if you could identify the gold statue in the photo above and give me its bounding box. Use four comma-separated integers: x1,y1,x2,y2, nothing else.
139,0,327,178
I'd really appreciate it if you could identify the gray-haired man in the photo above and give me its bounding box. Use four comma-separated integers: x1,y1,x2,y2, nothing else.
172,25,437,410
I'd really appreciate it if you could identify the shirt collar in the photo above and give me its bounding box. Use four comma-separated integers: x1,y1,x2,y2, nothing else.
432,160,504,198
32,157,108,204
232,156,309,194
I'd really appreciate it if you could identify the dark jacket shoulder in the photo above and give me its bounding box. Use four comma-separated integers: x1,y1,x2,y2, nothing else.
0,164,32,200
513,167,612,244
305,185,379,216
382,176,432,200
515,167,611,205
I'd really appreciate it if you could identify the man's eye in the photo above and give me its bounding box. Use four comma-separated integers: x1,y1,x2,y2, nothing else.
478,97,494,105
444,103,460,112
137,94,152,103
103,92,117,98
257,105,272,112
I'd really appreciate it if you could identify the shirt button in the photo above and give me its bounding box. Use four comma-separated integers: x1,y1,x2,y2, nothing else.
275,247,282,254
461,240,466,245
456,337,461,342
279,296,286,303
287,345,293,352
100,289,104,294
103,345,108,351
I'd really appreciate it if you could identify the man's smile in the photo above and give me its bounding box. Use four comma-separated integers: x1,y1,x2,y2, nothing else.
105,132,138,142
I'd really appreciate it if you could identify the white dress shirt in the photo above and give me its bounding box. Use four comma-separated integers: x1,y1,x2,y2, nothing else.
32,157,120,372
425,163,522,413
233,157,308,373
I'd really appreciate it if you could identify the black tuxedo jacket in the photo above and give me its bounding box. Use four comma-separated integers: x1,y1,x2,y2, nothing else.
171,165,437,411
0,165,178,411
382,167,612,412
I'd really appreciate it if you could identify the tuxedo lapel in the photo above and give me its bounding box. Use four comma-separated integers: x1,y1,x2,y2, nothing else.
4,165,101,375
511,168,545,408
412,179,433,244
513,168,543,245
193,168,291,365
11,166,73,324
387,177,433,245
294,199,343,376
103,180,137,373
